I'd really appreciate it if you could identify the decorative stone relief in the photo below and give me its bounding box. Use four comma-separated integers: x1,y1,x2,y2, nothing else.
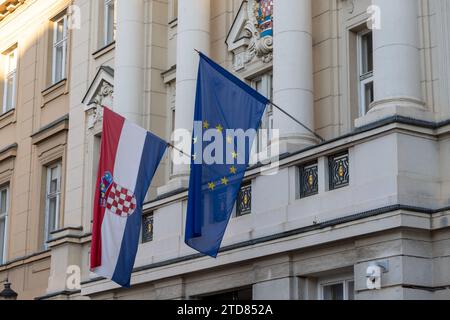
346,0,355,14
87,82,113,129
247,0,273,62
82,66,114,130
226,0,273,71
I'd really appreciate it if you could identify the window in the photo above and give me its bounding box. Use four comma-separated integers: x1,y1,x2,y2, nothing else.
44,162,62,247
320,279,354,300
92,134,102,195
252,73,273,153
200,287,252,301
357,30,374,115
104,0,116,46
52,14,69,84
0,186,9,264
2,48,17,113
170,107,175,175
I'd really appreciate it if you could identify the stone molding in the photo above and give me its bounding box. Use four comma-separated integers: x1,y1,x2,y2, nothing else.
0,143,17,186
31,115,69,147
0,108,16,129
82,66,114,130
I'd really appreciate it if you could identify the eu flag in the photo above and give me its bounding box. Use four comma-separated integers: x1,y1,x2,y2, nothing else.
185,53,269,257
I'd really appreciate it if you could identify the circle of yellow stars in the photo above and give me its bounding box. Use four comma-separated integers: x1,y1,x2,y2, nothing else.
196,120,240,191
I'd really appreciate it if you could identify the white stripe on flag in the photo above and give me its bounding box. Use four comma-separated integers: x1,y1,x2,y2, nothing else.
95,120,147,279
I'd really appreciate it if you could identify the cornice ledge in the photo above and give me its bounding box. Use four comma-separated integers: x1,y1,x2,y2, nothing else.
0,0,26,23
0,142,18,162
31,114,69,145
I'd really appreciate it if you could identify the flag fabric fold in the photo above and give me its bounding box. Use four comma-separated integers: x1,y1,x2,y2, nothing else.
90,107,167,287
185,53,269,258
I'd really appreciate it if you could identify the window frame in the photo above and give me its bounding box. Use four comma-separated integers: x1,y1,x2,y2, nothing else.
44,162,62,247
251,72,273,153
51,14,69,85
103,0,116,46
2,48,18,114
357,29,374,116
319,278,355,301
169,107,176,175
0,186,9,265
170,0,178,21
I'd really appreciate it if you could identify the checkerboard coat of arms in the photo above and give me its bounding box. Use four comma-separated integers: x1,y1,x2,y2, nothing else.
248,0,273,62
100,172,137,218
226,0,274,70
254,0,273,38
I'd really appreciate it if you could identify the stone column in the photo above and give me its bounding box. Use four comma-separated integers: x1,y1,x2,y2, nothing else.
114,0,145,125
272,0,317,152
358,0,426,126
172,0,210,178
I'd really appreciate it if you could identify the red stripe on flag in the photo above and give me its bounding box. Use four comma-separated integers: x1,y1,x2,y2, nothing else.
90,107,125,269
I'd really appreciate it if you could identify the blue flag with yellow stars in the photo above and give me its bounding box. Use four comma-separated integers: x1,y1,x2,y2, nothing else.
185,53,269,257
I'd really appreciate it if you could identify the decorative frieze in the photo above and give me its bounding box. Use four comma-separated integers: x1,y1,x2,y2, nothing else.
87,82,113,129
82,66,114,130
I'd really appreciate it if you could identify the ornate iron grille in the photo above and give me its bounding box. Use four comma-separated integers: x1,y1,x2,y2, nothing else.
142,213,154,243
329,152,350,190
300,162,319,198
236,183,252,217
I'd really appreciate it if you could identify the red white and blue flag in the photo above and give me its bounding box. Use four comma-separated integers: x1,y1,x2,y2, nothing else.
90,107,167,287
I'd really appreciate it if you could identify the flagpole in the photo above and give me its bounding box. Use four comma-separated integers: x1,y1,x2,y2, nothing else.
194,49,325,144
96,105,190,159
167,142,191,158
268,101,325,143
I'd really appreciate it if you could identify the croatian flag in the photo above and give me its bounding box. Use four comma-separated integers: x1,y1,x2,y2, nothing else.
90,107,167,287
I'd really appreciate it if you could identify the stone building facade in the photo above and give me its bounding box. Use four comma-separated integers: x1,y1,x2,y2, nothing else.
1,0,450,300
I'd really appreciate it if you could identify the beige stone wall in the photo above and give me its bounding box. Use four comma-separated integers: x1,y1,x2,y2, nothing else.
0,252,51,300
0,0,72,299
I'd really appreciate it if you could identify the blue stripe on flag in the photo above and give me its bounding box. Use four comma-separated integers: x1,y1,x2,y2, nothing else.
112,132,167,287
